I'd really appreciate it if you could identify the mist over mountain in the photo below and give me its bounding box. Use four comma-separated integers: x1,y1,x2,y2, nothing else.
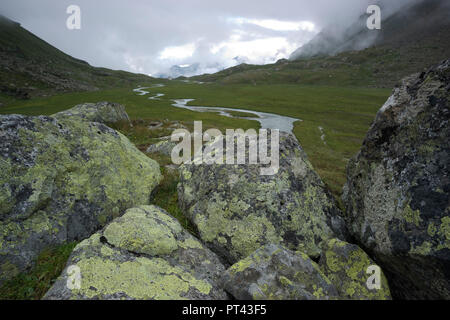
290,0,450,60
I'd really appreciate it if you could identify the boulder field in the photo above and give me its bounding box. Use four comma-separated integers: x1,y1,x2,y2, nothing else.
1,60,448,300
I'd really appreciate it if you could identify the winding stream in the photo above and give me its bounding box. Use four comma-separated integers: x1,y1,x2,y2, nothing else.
149,93,165,100
133,84,166,96
172,99,300,134
133,85,301,134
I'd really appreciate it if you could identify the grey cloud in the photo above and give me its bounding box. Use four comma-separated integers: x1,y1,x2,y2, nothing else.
0,0,423,76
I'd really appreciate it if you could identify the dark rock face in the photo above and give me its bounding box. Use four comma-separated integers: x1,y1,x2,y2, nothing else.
178,132,348,264
343,59,450,299
44,206,228,300
0,113,161,285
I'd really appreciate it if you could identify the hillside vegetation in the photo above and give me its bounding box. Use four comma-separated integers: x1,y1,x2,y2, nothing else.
192,0,450,88
0,16,152,102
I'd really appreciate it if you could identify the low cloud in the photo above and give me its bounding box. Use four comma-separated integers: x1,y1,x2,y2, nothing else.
0,0,423,77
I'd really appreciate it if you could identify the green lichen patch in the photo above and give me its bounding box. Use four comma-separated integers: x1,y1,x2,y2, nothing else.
104,206,182,256
178,132,347,264
222,244,339,300
72,257,212,300
44,205,228,300
0,113,162,285
402,204,422,227
320,239,391,300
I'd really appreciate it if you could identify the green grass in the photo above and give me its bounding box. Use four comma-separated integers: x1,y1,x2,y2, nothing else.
152,166,197,235
227,110,259,118
0,81,390,201
0,81,390,299
156,82,391,199
107,120,198,234
192,42,450,89
0,242,77,300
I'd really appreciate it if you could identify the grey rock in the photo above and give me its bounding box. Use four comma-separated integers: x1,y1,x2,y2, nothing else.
44,205,228,300
147,139,178,157
0,114,161,284
221,244,339,300
53,101,131,124
148,121,163,130
178,131,348,264
342,59,450,299
319,238,392,300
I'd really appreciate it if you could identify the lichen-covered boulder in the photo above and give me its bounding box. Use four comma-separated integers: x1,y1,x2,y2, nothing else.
342,60,450,299
44,205,228,300
319,239,391,300
0,114,161,284
221,244,339,300
178,131,347,264
53,101,130,124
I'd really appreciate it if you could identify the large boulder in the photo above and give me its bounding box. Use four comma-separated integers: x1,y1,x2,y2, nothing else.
0,114,161,284
178,131,347,264
53,101,130,124
221,244,339,300
319,239,392,300
343,60,450,299
44,205,228,300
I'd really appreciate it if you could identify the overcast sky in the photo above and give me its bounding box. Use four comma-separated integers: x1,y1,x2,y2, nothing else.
0,0,419,77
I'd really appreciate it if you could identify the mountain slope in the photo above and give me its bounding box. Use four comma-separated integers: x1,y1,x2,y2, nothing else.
0,16,152,102
192,0,450,88
290,0,450,60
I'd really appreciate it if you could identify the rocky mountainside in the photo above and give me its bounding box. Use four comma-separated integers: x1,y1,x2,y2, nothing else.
0,16,152,101
290,0,450,60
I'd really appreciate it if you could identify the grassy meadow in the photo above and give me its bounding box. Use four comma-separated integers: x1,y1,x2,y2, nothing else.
0,80,391,199
0,81,390,299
